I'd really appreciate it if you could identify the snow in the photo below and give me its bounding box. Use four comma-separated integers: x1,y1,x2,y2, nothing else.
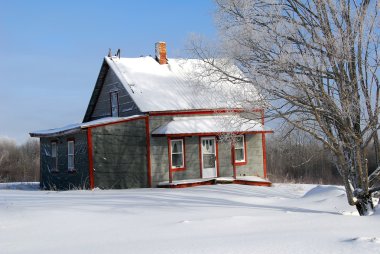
30,115,144,137
106,56,259,112
158,178,215,186
29,122,82,137
158,176,271,186
152,115,272,135
0,182,39,190
235,175,270,182
1,184,379,254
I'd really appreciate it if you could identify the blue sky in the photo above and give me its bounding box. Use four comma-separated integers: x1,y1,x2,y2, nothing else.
0,0,216,143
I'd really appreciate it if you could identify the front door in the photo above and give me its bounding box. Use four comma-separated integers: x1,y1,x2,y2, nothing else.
201,137,217,178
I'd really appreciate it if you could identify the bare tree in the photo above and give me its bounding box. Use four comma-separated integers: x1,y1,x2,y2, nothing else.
189,0,380,215
267,127,342,184
0,137,40,182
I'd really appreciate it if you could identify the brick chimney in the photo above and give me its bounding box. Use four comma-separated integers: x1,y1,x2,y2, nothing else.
155,42,167,64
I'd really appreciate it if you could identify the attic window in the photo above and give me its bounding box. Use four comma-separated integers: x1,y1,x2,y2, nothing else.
110,91,119,117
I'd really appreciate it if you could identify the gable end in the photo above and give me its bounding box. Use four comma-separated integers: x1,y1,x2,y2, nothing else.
83,59,141,122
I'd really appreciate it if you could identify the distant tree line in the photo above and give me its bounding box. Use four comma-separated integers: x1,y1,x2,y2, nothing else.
267,130,378,185
0,138,39,182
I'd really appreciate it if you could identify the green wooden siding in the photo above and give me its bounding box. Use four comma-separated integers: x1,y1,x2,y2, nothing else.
40,131,89,190
92,119,148,189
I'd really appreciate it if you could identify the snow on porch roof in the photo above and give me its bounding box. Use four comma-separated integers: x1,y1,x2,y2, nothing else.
30,115,144,137
151,115,272,136
105,56,260,112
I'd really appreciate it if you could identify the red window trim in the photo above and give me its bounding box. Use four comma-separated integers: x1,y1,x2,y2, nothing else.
234,134,248,166
169,138,186,171
109,91,120,117
198,137,202,178
216,138,220,177
67,138,76,172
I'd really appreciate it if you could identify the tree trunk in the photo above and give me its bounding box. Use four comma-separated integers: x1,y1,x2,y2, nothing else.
355,193,374,216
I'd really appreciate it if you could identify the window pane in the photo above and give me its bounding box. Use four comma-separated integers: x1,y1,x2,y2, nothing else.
111,92,118,106
172,154,183,168
51,143,57,158
202,139,214,153
172,142,178,153
209,140,215,153
68,142,74,154
235,148,244,161
111,92,119,117
171,140,182,153
235,136,244,149
111,106,118,117
68,155,74,169
203,154,215,168
68,141,75,170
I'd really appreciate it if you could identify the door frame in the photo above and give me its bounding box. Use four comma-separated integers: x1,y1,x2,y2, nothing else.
199,136,219,178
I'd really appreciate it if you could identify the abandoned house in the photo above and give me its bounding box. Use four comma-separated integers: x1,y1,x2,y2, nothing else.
30,42,273,190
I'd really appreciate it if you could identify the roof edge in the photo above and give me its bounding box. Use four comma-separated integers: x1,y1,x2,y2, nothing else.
29,115,146,138
29,127,81,138
152,130,274,137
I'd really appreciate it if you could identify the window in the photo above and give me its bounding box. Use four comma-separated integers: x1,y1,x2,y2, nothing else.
171,139,184,169
67,140,75,171
234,135,246,163
51,142,58,171
51,142,57,158
110,91,119,117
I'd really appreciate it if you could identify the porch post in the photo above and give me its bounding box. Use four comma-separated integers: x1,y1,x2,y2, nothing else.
262,133,267,178
260,109,268,178
231,142,237,179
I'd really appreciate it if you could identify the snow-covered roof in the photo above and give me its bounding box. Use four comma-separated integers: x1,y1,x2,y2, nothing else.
30,115,144,137
105,56,259,112
152,115,272,136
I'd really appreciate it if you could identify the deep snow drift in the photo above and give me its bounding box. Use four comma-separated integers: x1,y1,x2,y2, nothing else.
0,183,379,254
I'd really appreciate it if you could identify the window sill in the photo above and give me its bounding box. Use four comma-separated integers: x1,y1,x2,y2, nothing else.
68,169,77,174
172,167,186,172
234,161,247,166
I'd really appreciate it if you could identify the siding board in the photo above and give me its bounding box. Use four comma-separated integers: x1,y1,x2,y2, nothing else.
39,131,89,190
92,119,148,189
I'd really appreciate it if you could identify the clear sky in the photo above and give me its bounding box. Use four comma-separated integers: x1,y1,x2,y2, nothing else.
0,0,216,144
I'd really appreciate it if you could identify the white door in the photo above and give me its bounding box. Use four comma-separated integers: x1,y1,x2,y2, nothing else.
201,137,217,178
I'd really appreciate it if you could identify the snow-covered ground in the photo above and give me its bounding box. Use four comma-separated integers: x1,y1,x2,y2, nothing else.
0,183,379,254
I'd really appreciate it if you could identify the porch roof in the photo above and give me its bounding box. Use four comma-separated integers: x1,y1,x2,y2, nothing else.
151,115,272,136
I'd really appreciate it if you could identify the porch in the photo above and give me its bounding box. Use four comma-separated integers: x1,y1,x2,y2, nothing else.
158,176,272,188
